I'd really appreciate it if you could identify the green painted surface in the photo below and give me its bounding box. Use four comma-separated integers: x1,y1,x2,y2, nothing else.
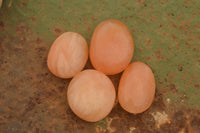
0,0,200,132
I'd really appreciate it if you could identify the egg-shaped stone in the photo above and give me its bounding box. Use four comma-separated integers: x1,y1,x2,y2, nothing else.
67,69,116,122
47,32,88,78
90,19,134,75
118,62,155,114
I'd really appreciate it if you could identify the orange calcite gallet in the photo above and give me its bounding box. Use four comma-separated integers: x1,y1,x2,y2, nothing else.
118,62,156,114
67,69,116,122
90,19,134,75
47,32,88,78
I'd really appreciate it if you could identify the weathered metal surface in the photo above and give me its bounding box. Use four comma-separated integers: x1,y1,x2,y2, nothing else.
0,0,200,132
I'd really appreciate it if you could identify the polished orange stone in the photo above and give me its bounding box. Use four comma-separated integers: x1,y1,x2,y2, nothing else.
47,32,88,78
90,19,134,75
118,62,156,114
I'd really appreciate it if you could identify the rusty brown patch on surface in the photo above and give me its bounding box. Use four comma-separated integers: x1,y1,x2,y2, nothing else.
194,84,200,88
124,17,128,23
0,36,4,57
16,25,30,34
30,17,36,22
162,32,168,38
18,2,27,7
155,50,164,62
159,23,163,28
151,90,166,112
107,106,158,133
53,27,63,36
171,34,177,41
146,56,152,61
178,64,183,72
168,72,176,79
91,16,98,21
168,46,172,50
0,20,5,31
149,15,156,22
23,96,42,116
73,25,77,29
109,118,126,132
106,108,200,133
87,26,92,32
159,109,200,133
36,37,42,44
131,28,135,36
145,39,151,45
190,113,200,132
19,37,26,44
193,47,198,52
139,48,143,52
0,20,5,28
185,41,190,47
169,83,178,93
35,46,46,56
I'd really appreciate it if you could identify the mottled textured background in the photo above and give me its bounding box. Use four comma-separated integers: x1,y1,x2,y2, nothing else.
0,0,200,132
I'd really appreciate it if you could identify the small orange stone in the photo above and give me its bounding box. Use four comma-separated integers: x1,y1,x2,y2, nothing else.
90,19,134,75
67,69,116,122
118,62,156,114
47,32,88,78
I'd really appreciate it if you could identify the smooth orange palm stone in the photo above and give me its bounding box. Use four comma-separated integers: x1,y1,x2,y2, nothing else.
118,62,156,114
67,69,116,122
90,19,134,75
47,32,88,78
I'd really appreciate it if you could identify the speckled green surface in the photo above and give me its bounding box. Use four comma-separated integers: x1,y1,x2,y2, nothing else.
0,0,200,132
